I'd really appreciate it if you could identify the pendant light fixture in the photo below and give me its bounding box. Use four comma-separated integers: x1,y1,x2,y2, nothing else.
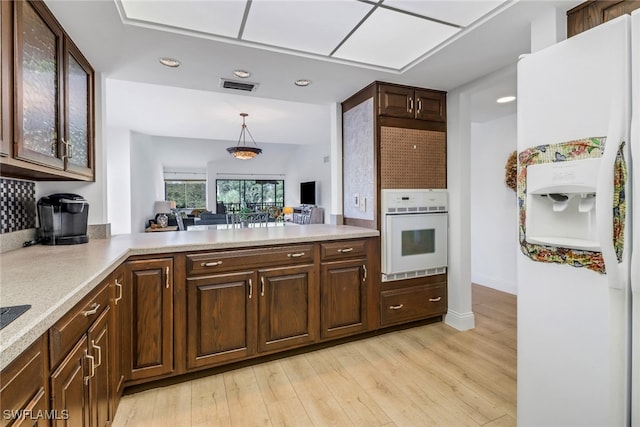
227,113,262,160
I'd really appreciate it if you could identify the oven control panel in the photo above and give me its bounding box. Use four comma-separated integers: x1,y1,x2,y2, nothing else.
381,189,448,213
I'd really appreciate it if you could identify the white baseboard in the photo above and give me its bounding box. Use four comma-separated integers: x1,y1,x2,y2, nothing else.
444,309,476,331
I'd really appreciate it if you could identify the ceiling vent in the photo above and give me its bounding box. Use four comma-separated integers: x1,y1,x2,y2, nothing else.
219,78,259,92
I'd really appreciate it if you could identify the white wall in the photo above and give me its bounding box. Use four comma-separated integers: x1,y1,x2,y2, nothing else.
106,127,131,234
129,132,164,232
470,114,518,294
285,143,332,222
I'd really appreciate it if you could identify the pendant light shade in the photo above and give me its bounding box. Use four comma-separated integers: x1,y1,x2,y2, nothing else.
227,113,262,160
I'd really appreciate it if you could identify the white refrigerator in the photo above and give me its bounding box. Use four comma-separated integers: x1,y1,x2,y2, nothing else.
517,11,639,427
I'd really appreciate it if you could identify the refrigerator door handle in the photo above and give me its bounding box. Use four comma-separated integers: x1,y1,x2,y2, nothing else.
596,77,629,290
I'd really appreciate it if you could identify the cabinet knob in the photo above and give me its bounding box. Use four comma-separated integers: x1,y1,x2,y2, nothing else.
84,350,95,385
287,252,305,258
362,265,367,282
429,297,442,302
389,304,404,310
337,247,353,253
248,278,253,299
165,266,170,289
260,277,265,297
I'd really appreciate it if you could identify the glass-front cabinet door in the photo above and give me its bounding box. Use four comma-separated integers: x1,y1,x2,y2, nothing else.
1,1,12,157
14,0,64,169
64,41,93,177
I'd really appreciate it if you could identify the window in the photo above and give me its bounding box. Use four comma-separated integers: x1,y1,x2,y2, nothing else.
216,179,284,212
165,180,206,209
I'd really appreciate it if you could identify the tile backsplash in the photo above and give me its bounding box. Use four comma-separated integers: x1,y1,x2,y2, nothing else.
0,178,36,233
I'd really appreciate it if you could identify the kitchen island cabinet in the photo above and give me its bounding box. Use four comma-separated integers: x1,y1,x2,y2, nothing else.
0,335,49,427
319,239,370,339
122,258,173,383
49,277,113,427
1,225,384,423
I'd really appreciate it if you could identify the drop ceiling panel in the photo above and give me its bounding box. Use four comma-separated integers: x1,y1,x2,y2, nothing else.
333,7,459,69
120,0,246,38
243,0,374,55
383,0,508,27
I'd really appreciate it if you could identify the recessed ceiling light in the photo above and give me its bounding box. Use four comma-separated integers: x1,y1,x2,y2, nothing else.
233,69,251,78
295,79,311,87
159,57,181,68
497,96,516,104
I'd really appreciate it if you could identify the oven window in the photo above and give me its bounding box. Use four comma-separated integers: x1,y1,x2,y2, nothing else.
401,229,435,256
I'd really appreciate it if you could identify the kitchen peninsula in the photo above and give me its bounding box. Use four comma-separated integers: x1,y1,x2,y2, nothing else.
1,224,391,424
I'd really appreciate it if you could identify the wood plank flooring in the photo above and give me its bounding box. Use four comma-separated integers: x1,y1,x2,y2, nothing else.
112,284,517,427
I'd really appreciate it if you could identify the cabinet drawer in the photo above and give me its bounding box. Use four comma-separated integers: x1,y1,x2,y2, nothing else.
0,336,47,427
320,240,367,261
187,244,314,276
49,280,110,368
380,284,446,327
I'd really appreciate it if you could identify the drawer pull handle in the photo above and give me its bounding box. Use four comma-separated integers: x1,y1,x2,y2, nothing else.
389,304,404,310
84,350,95,384
201,261,223,267
362,265,367,282
82,303,100,317
114,278,123,304
338,247,353,253
260,277,265,297
249,278,253,299
429,297,442,302
288,252,305,258
166,266,170,289
92,340,102,368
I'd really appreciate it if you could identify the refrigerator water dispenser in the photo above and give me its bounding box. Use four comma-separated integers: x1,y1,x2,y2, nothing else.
525,158,601,251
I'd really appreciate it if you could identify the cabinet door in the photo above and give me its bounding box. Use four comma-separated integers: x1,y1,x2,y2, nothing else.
12,387,48,427
320,258,368,339
186,271,257,369
378,84,414,119
50,335,89,427
87,306,111,427
63,39,93,178
124,258,174,381
257,264,318,353
111,269,125,412
1,0,12,156
415,89,446,122
0,336,48,427
13,0,64,169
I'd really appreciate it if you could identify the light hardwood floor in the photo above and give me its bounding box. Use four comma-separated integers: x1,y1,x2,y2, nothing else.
112,284,517,427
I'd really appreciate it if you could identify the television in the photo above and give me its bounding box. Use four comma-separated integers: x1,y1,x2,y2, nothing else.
300,181,316,206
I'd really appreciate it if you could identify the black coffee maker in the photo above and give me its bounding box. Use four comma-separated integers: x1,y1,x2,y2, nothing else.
37,193,89,245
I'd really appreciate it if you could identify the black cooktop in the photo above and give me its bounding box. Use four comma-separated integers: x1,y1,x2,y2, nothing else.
0,305,31,330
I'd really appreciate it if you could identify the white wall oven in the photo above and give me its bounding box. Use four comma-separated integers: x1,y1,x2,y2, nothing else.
381,189,448,282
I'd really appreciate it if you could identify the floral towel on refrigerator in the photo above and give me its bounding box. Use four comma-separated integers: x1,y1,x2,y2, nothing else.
517,137,627,273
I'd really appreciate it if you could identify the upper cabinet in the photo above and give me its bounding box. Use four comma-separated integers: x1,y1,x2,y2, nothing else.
378,83,446,122
0,1,12,157
1,0,95,181
567,0,640,38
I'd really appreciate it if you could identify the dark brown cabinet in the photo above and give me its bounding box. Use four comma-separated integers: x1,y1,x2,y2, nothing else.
184,244,318,371
379,278,447,327
378,83,446,122
319,240,369,339
110,268,125,416
257,264,317,353
567,0,640,38
49,278,113,427
342,81,447,231
0,0,12,157
0,335,49,427
123,258,174,382
1,0,94,181
186,271,257,369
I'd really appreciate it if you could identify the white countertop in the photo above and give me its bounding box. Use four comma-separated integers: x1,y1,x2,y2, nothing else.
0,224,378,370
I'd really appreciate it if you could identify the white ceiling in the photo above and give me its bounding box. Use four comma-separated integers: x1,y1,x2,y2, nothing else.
43,0,582,162
117,0,508,71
